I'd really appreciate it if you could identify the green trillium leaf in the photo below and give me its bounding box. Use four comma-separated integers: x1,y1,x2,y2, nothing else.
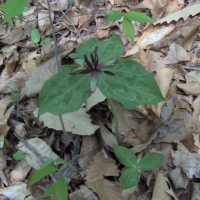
124,11,154,23
120,167,140,189
114,145,137,168
76,33,125,63
122,17,135,44
138,152,165,171
38,65,91,115
107,11,123,21
98,59,164,109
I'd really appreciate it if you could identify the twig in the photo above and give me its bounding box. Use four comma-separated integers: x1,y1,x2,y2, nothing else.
182,66,200,71
13,132,56,183
106,98,122,145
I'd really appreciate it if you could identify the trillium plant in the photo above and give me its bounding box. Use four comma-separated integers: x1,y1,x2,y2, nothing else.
39,33,164,144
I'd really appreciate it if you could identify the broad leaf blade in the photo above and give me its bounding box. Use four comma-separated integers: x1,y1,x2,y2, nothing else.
120,167,140,189
38,65,91,115
3,0,28,23
98,60,164,109
44,184,56,197
76,33,125,63
107,11,123,21
29,166,57,185
31,29,40,44
124,11,154,23
55,177,68,200
114,145,137,167
41,158,55,169
122,17,135,44
138,153,165,171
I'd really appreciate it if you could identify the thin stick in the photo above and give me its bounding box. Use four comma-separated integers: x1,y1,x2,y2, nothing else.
107,98,122,145
13,132,56,183
183,66,200,71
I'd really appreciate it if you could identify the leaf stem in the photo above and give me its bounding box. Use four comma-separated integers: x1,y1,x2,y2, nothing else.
107,98,122,145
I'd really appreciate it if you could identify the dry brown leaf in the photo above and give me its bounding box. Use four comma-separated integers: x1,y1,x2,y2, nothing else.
165,42,190,62
0,98,14,138
111,101,139,136
10,159,31,183
38,10,54,33
152,172,171,200
177,82,200,96
39,0,68,11
79,135,101,170
136,119,149,142
0,150,6,170
169,168,188,189
191,183,200,200
0,73,28,94
154,4,200,25
69,185,98,200
17,137,59,170
172,141,200,178
155,68,173,116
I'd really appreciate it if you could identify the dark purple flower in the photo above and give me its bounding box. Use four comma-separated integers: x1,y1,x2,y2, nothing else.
71,47,115,93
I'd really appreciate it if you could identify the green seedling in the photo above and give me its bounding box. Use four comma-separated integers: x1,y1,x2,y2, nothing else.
114,145,165,189
1,0,29,27
29,158,75,200
13,150,24,160
11,90,20,107
38,33,164,143
31,28,51,49
107,11,154,43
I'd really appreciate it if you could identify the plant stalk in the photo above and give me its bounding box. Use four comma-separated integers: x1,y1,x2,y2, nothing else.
107,98,122,145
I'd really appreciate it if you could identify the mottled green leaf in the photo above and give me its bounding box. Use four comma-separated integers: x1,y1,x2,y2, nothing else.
114,145,137,167
29,166,57,185
55,177,68,200
76,33,125,63
107,11,123,21
120,167,140,189
38,65,91,115
98,60,164,110
13,150,24,160
3,0,28,23
122,17,135,43
31,29,41,44
124,11,154,23
138,153,165,171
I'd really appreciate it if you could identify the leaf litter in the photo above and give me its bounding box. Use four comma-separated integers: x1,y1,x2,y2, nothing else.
0,0,200,199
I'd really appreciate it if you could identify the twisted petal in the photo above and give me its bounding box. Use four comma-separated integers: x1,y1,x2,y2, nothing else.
98,60,116,69
103,71,115,76
90,71,98,93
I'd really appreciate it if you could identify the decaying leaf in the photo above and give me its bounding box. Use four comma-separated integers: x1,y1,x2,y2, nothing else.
34,108,99,136
17,137,59,170
172,141,200,178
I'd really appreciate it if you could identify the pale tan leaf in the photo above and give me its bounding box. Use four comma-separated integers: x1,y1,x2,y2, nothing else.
0,73,28,94
86,179,122,200
0,170,8,186
38,10,54,33
154,4,200,25
0,182,36,200
177,82,200,96
0,98,14,138
39,0,69,11
34,107,99,135
86,88,106,111
155,68,173,116
15,124,26,138
17,137,59,170
152,172,171,200
172,141,200,178
169,168,188,189
165,43,190,62
186,71,200,83
10,159,31,183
